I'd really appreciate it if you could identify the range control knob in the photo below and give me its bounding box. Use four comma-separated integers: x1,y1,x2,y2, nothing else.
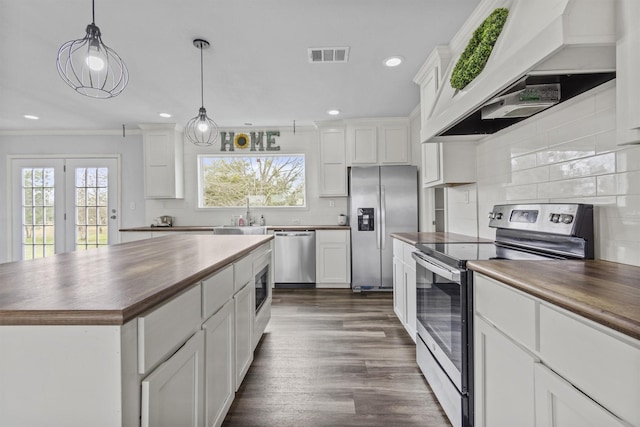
561,214,574,224
495,212,503,220
551,214,560,223
488,212,496,219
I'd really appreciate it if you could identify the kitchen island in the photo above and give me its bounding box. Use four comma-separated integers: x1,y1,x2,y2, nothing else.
0,234,273,427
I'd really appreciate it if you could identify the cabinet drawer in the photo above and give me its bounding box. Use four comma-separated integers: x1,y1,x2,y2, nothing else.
318,230,348,244
138,285,202,374
234,254,253,293
539,304,640,425
474,274,537,351
202,265,234,319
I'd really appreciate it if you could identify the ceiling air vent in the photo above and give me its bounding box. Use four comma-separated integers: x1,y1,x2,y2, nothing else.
308,47,350,63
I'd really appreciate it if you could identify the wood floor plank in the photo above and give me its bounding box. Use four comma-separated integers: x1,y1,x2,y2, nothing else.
222,289,451,427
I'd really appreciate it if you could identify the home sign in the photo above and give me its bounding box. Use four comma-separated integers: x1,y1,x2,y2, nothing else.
219,131,281,152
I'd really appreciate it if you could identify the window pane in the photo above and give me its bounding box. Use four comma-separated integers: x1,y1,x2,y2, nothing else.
21,167,56,259
199,155,306,208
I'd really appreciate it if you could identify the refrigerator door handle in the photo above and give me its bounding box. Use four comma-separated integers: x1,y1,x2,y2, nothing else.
376,185,381,249
380,185,386,249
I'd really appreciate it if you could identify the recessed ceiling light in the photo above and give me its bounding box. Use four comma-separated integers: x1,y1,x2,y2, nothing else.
384,56,403,67
23,115,39,120
158,113,172,118
327,109,341,116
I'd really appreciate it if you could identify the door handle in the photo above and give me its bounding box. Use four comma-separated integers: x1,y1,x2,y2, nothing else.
380,185,386,249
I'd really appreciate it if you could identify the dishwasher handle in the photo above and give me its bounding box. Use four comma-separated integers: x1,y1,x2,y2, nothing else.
274,231,315,237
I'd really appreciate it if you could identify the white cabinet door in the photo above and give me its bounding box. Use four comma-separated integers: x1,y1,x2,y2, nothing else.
379,123,409,164
349,125,377,164
203,300,235,427
534,363,628,427
141,330,205,427
392,256,405,323
318,127,347,196
234,282,254,389
140,124,184,199
421,141,476,188
316,230,350,287
421,142,440,186
475,317,536,427
404,262,417,340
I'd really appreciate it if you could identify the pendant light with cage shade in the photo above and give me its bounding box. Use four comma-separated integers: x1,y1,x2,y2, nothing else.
56,0,128,98
185,39,219,146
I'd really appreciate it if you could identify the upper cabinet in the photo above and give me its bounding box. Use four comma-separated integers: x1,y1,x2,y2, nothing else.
616,0,640,145
317,123,348,197
347,118,410,166
413,47,452,143
139,124,184,199
421,141,476,188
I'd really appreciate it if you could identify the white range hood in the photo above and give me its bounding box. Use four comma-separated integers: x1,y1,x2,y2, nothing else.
417,0,617,141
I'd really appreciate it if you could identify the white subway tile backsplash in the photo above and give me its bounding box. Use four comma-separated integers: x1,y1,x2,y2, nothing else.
506,184,538,201
511,166,549,185
548,152,615,180
595,129,618,153
511,153,537,171
617,146,640,172
537,177,596,198
450,84,636,266
536,136,596,165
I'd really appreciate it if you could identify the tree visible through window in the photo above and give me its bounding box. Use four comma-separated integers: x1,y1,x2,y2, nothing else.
199,155,306,207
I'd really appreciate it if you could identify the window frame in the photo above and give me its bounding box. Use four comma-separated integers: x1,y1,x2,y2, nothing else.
196,153,308,209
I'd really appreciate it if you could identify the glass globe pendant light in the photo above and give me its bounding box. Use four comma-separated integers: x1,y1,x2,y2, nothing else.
56,0,128,98
185,39,219,146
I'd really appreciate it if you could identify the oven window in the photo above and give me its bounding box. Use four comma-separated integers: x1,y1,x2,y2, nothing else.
255,265,269,311
416,269,462,372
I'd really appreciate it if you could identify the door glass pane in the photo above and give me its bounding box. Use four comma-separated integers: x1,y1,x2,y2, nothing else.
21,168,55,260
75,167,109,250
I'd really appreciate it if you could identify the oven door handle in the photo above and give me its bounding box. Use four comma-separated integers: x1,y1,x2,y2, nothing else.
411,252,461,282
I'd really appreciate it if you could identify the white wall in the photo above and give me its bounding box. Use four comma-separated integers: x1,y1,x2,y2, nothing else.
446,81,640,266
0,132,146,263
145,126,347,227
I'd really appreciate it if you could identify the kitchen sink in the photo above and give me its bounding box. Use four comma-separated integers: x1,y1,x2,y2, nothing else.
213,226,267,235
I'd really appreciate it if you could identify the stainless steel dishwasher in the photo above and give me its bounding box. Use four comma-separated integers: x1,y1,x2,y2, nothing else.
274,230,316,287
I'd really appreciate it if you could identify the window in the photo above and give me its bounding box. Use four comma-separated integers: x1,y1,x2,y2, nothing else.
198,155,306,208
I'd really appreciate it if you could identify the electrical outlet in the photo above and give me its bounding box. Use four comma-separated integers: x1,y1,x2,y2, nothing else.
129,202,136,210
292,218,301,225
329,199,335,207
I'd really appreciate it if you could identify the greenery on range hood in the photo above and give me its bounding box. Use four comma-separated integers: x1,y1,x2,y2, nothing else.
450,8,509,90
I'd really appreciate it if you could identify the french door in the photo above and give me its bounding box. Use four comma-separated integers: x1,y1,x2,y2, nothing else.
11,157,120,261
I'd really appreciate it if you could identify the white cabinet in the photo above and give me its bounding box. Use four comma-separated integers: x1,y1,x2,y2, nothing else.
317,124,347,197
140,123,184,199
392,238,417,341
534,363,628,427
234,281,254,389
379,121,410,164
474,273,639,427
141,330,205,427
421,141,476,187
616,0,640,145
474,317,536,427
347,119,410,166
413,46,452,143
203,300,235,427
315,229,351,288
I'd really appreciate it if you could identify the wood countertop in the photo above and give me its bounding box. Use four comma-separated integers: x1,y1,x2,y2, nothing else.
467,260,640,341
391,232,493,245
0,235,272,326
119,225,350,232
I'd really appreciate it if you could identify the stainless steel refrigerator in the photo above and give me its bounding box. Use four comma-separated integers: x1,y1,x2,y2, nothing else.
349,165,418,291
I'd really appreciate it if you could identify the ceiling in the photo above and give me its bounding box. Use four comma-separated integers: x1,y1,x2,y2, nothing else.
0,0,478,132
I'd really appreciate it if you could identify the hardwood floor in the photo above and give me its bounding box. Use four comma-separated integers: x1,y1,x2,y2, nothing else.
223,289,452,426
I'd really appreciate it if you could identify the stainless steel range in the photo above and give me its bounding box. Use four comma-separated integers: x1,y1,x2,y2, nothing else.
412,203,594,427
